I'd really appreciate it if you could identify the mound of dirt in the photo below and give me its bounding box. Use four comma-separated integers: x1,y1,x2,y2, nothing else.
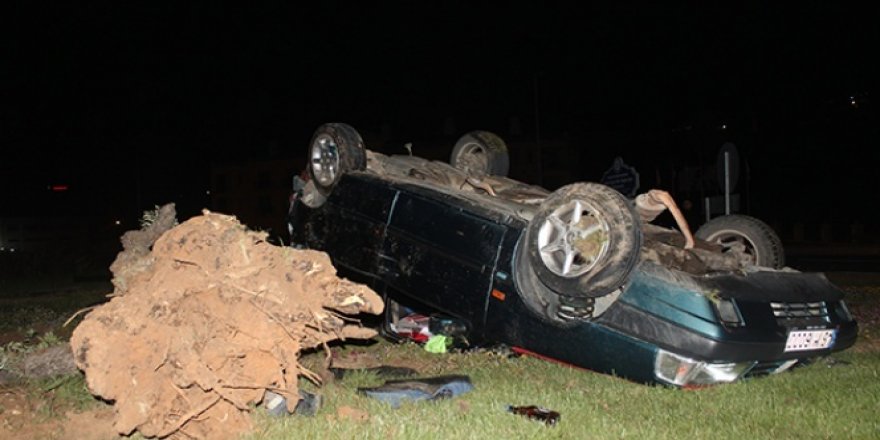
70,205,383,439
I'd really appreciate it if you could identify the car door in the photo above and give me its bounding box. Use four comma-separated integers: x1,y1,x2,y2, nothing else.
300,175,397,282
379,190,507,327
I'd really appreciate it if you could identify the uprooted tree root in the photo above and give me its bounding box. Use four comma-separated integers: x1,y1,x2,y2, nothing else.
70,205,383,439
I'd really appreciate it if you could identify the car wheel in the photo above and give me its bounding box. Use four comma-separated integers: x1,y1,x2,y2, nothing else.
450,130,510,177
308,123,367,195
525,182,642,298
695,214,785,269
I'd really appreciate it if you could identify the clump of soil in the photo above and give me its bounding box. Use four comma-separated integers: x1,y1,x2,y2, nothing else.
69,205,383,439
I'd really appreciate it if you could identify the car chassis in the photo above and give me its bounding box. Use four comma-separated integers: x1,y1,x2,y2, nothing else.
288,123,857,387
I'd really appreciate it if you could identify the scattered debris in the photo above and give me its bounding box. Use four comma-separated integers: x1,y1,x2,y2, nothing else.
336,405,370,423
357,375,473,408
263,390,322,417
392,313,432,343
424,335,452,353
507,404,561,426
69,205,384,439
389,310,469,349
22,345,77,379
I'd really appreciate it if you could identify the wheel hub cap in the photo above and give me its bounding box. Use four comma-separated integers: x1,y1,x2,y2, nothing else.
310,135,339,186
537,200,610,277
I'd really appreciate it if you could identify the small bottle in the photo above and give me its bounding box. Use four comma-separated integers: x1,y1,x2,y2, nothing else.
507,405,560,426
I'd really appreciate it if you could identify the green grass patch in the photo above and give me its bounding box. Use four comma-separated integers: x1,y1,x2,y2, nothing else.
2,281,877,439
18,374,104,421
244,340,880,440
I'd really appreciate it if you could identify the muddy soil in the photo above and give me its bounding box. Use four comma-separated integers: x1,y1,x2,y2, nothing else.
69,205,383,439
0,385,118,440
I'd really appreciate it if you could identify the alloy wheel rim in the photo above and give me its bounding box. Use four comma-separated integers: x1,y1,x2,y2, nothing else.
708,230,759,264
310,135,339,187
537,199,610,277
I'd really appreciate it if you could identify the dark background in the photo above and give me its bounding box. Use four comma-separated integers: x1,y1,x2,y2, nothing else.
1,3,877,242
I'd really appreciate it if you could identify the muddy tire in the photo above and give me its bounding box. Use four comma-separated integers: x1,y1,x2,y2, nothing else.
308,123,367,195
696,214,785,269
450,130,509,176
525,182,642,298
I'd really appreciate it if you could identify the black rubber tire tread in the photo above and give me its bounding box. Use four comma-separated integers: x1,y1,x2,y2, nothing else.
525,182,642,298
450,130,510,176
308,122,367,195
695,214,785,269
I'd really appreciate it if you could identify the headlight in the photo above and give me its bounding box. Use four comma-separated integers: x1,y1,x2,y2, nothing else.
713,298,744,326
655,349,755,387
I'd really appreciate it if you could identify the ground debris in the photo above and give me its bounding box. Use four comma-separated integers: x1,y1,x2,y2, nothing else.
109,203,179,295
69,207,384,439
22,344,78,379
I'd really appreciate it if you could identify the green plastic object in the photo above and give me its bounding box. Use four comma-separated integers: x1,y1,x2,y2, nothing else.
424,335,451,353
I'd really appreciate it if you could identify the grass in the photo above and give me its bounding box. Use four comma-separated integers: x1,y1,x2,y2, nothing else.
243,341,879,440
26,374,103,420
3,282,878,439
245,282,880,439
0,281,110,337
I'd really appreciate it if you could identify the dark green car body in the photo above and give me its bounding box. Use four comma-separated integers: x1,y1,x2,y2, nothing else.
289,171,857,386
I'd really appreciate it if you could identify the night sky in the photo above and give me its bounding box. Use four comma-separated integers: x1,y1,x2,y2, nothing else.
2,3,877,229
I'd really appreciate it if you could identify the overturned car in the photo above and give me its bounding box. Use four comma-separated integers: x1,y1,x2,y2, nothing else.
288,123,857,387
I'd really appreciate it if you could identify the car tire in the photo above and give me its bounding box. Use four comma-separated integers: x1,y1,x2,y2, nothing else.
450,130,510,176
308,123,367,195
695,214,785,269
525,182,642,298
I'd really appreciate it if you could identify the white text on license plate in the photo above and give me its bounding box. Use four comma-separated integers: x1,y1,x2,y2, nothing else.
784,329,836,352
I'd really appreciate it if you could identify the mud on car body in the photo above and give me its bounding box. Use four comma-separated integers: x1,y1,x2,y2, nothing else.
288,122,857,387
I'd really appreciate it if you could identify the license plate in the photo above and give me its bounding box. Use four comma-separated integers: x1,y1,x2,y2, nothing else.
784,329,836,352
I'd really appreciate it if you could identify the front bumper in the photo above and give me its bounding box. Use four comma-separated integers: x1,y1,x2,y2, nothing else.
600,301,858,364
594,264,858,386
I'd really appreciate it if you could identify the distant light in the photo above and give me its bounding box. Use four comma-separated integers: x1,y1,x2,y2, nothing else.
50,184,69,192
206,190,211,195
721,124,727,130
850,96,858,107
114,220,121,226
